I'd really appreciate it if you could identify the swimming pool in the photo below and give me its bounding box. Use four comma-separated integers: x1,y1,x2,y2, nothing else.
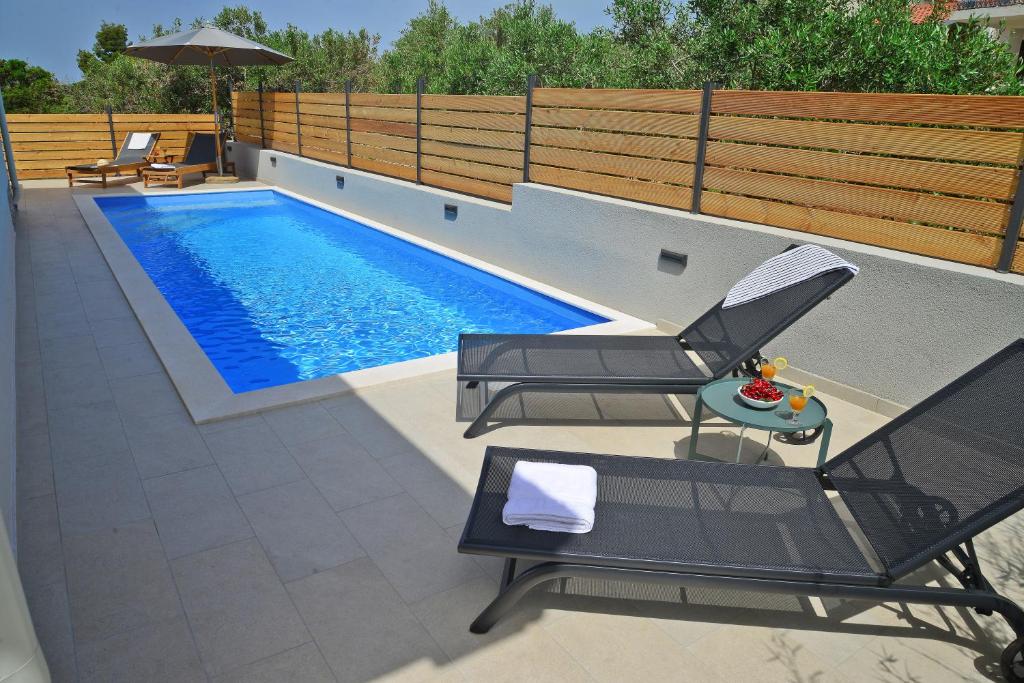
93,190,607,393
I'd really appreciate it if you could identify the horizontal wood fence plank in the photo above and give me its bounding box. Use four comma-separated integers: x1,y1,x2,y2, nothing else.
267,139,300,155
421,155,519,184
421,95,524,113
420,110,525,131
298,113,346,130
351,155,418,181
533,88,702,113
8,114,108,123
349,131,418,153
297,92,346,106
300,146,350,166
533,108,700,137
711,90,1024,128
9,122,112,132
702,192,1004,267
1013,243,1024,274
350,143,417,166
420,125,524,150
531,164,692,211
704,141,1017,200
421,169,513,202
420,140,522,168
111,114,215,123
349,118,417,137
531,127,697,163
531,145,694,185
702,166,1008,234
299,125,347,144
707,115,1023,166
348,93,417,108
349,105,418,123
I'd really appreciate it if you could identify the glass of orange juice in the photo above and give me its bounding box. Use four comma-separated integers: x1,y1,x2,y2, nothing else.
788,389,809,425
760,358,777,381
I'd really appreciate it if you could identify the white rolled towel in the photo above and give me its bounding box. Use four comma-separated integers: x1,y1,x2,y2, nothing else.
502,461,597,534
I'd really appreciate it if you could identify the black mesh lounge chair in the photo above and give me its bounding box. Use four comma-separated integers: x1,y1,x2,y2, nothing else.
459,339,1024,681
65,132,161,187
458,254,854,437
142,132,234,188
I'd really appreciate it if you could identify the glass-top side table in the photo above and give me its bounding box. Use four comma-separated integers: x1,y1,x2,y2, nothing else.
687,377,832,465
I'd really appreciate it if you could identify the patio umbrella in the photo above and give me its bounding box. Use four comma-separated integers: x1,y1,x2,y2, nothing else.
125,26,293,179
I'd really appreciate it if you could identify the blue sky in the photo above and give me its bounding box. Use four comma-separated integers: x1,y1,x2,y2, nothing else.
0,1,612,81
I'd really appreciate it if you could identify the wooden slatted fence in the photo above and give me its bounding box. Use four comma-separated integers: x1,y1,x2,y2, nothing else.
230,86,1024,274
8,113,216,180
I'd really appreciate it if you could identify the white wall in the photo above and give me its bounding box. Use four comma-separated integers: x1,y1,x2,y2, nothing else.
0,155,15,547
227,142,1024,408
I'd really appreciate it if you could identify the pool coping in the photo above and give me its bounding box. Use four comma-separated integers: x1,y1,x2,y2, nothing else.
72,184,652,423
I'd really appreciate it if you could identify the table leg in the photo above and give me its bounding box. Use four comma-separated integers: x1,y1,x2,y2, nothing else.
735,424,746,464
816,419,833,467
758,430,773,463
687,390,704,460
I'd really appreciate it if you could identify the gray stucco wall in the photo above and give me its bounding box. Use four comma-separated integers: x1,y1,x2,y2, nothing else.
227,142,1024,407
0,158,15,547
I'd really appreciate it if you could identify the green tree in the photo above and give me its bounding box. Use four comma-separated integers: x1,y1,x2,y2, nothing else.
0,59,65,112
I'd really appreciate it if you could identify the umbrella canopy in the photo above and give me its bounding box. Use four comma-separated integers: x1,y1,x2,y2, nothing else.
125,26,292,66
124,26,292,179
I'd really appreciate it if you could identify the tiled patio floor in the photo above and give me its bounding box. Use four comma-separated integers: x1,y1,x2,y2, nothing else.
13,181,1023,682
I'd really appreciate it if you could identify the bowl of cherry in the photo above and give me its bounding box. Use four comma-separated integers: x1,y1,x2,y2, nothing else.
738,378,784,409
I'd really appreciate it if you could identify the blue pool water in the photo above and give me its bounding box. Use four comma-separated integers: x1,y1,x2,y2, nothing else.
94,190,606,393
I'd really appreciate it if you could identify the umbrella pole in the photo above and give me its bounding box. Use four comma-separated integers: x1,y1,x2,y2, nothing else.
210,61,225,176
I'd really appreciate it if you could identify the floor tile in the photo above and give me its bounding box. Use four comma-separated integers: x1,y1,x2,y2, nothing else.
89,315,147,349
25,582,78,683
109,372,186,419
16,431,54,500
16,494,65,592
48,400,129,463
53,448,151,536
339,494,482,603
64,520,182,644
287,434,403,511
171,539,311,676
287,557,450,683
98,341,163,380
211,642,335,683
39,333,101,371
203,421,305,496
42,363,112,410
144,465,253,559
262,402,346,445
412,578,591,683
81,291,132,323
122,410,213,479
320,395,415,459
380,451,474,529
76,616,205,683
237,479,365,582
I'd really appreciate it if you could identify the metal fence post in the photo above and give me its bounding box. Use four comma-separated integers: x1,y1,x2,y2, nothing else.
416,76,425,184
523,74,538,183
104,105,117,159
344,79,353,168
0,84,19,210
257,79,266,149
294,80,302,157
690,81,716,215
997,166,1024,272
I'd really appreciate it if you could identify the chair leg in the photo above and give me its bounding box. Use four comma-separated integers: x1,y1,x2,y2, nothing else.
67,173,73,187
470,561,566,633
463,382,530,438
101,173,107,188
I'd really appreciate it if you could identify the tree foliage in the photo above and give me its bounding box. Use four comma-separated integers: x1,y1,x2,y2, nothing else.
0,59,65,112
4,0,1021,116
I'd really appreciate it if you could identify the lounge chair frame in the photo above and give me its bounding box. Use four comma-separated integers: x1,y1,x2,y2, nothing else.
65,132,162,188
459,339,1024,680
458,260,854,438
142,132,234,189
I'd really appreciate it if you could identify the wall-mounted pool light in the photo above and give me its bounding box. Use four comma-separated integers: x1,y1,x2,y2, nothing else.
225,144,233,153
658,249,687,275
270,156,277,167
444,204,458,221
336,175,345,189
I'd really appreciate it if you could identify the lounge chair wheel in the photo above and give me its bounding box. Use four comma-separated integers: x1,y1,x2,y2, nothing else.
1001,637,1024,682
